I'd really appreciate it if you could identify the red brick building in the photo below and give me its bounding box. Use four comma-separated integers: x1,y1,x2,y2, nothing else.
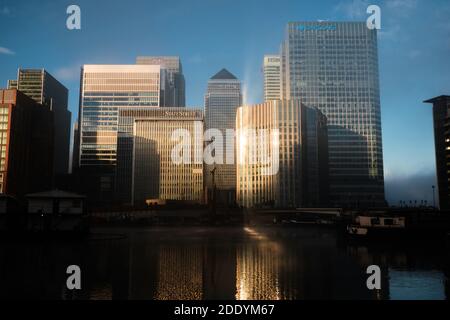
0,89,54,197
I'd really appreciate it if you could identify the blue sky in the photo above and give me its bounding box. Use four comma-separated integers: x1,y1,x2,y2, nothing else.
1,0,449,204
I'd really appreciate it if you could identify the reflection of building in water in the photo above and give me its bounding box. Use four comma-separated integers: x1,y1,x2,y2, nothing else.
237,227,374,300
154,246,203,300
202,241,237,300
236,243,282,300
87,239,130,300
88,284,112,300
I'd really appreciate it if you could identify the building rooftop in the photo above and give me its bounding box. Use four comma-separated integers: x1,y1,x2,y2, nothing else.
26,190,86,199
210,68,237,80
424,95,450,104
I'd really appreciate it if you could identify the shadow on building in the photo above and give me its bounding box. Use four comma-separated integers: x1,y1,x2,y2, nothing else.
327,125,385,209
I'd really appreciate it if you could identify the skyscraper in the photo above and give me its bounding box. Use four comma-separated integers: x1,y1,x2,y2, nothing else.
236,100,328,208
7,69,71,178
0,89,53,196
281,22,385,207
263,55,281,102
204,69,242,206
132,108,204,205
77,64,162,203
136,56,186,107
424,95,450,210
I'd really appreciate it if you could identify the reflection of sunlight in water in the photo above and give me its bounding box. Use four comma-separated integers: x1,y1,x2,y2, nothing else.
236,227,282,300
90,284,112,300
155,246,203,300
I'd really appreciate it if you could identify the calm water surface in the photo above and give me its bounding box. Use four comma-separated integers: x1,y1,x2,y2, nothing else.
0,226,448,300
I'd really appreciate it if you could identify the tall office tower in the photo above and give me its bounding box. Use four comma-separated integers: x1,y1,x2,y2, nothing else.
424,95,450,210
281,22,385,208
7,69,71,178
78,65,161,204
204,69,242,206
0,89,54,196
132,108,203,206
263,55,281,102
236,100,328,209
136,56,186,107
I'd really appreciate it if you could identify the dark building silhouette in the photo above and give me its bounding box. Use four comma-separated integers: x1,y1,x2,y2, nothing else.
8,69,71,179
424,95,450,210
0,89,54,197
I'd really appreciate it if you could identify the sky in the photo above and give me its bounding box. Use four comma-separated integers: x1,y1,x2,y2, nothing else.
0,0,449,205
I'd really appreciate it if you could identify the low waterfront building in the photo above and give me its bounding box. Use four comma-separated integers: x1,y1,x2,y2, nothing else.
25,190,87,233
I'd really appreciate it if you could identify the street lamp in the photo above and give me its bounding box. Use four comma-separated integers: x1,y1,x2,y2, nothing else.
432,185,436,209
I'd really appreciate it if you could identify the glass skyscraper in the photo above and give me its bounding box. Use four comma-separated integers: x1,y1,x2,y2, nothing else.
136,56,186,107
204,69,242,206
281,21,385,207
236,100,328,208
77,64,162,203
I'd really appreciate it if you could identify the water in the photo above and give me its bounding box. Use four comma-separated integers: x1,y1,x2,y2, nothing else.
0,226,448,300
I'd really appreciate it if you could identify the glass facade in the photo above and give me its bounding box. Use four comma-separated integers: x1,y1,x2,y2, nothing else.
204,69,242,204
282,22,385,207
236,100,328,208
79,65,161,167
78,65,162,202
132,108,204,205
136,56,186,107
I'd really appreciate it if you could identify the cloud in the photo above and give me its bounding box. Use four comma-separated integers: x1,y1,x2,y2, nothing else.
0,6,10,15
0,46,14,55
407,49,422,59
378,23,401,40
385,171,437,206
54,65,81,81
188,54,203,64
386,0,418,11
334,0,370,19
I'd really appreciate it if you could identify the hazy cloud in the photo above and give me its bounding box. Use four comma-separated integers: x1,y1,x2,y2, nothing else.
408,49,422,59
0,46,14,55
54,65,81,81
386,0,418,11
188,54,203,64
0,6,10,15
385,171,437,206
